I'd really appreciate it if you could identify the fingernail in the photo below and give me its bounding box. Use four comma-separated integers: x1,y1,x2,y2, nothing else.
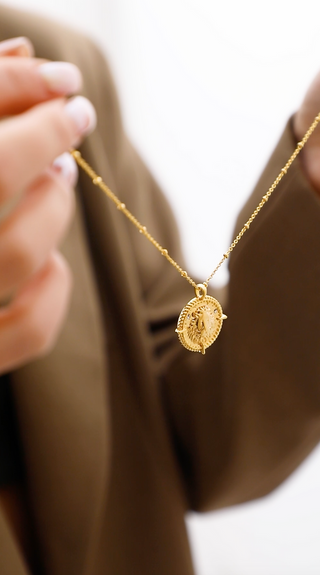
64,96,97,136
38,61,82,94
52,153,78,187
0,37,34,57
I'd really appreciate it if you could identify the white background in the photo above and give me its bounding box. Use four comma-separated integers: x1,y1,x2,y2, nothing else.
2,0,320,572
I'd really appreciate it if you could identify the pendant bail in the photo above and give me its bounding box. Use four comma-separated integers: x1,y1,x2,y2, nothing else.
195,283,207,299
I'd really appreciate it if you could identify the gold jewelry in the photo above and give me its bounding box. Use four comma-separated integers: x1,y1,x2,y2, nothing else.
71,112,320,354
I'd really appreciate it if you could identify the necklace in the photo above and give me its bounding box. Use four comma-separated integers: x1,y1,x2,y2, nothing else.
71,112,320,354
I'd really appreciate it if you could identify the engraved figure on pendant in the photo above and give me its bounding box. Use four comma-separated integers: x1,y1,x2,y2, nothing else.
176,285,227,354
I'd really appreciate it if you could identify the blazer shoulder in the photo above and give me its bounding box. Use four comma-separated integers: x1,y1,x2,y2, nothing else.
0,4,102,66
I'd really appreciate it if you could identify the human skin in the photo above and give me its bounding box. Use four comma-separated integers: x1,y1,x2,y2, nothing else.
0,37,97,567
293,71,320,194
0,37,96,375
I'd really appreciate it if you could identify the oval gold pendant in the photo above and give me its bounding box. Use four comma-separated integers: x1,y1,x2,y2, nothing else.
176,284,227,354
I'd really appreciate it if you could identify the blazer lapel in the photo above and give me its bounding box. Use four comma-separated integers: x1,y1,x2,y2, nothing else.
10,191,109,575
0,507,30,575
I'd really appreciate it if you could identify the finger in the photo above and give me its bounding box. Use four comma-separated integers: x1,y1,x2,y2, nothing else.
0,58,82,116
0,95,96,202
0,167,75,298
0,152,77,225
52,152,78,187
0,37,34,58
0,251,72,373
294,70,320,142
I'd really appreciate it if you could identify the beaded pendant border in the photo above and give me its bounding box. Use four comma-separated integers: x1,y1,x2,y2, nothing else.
175,284,227,354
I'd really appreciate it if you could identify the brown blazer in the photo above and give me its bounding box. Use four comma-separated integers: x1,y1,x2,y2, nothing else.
1,6,320,575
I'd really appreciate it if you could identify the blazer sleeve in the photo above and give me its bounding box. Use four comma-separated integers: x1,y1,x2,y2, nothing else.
161,119,320,511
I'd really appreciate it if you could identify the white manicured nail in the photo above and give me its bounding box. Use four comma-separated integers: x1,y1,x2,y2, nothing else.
38,62,82,94
52,153,78,187
64,96,97,136
0,37,34,57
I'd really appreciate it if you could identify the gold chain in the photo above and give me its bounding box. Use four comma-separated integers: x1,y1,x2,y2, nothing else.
71,112,320,290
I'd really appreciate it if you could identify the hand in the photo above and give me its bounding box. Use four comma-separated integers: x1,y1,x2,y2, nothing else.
293,71,320,193
0,37,96,373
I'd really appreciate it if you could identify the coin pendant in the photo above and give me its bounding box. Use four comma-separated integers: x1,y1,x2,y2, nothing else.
176,293,227,354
